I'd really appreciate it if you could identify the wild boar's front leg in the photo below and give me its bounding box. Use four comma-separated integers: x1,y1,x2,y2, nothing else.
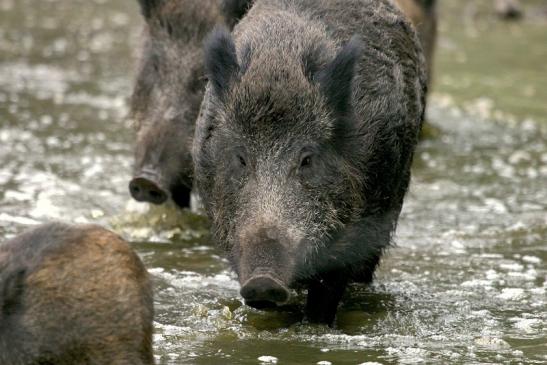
305,271,349,326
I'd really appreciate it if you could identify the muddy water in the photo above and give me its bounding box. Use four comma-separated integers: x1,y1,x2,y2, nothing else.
0,0,545,364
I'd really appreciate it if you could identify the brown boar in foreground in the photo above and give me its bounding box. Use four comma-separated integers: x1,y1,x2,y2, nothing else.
0,223,154,365
195,0,426,325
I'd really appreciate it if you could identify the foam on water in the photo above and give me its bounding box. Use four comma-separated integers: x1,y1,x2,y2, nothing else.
0,0,546,364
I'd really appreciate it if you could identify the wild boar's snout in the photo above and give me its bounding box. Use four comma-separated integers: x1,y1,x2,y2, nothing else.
237,226,294,306
240,269,290,308
129,169,168,205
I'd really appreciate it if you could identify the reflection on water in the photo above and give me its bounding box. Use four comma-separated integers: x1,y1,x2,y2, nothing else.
0,0,545,364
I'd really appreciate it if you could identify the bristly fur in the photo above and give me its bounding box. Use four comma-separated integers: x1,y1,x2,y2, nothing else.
204,26,240,100
194,0,426,325
0,223,154,365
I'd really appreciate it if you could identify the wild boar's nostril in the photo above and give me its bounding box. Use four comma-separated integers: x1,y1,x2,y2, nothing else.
129,177,168,205
240,272,290,306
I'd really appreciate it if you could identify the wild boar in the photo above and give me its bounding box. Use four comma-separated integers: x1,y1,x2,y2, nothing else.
194,0,426,324
0,223,154,364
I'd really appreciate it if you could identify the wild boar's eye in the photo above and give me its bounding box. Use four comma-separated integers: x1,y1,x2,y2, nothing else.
297,151,320,187
238,155,247,167
300,155,312,168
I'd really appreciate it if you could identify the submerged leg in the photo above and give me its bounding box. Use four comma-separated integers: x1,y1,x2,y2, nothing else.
305,272,348,326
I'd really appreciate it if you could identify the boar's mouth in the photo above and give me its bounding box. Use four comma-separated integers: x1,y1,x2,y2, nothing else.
239,268,291,308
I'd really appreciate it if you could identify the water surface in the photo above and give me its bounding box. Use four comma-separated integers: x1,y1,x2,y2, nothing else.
0,0,545,364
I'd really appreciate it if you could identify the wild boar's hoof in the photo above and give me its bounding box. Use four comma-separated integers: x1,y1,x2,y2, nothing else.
129,175,168,204
240,271,290,307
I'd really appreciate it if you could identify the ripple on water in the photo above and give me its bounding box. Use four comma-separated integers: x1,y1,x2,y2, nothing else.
1,0,546,363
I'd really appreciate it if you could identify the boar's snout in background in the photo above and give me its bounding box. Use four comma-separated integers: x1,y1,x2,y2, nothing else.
129,172,168,205
195,0,426,325
130,111,194,207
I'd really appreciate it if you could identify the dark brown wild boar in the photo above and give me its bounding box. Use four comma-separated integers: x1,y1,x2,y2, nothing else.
0,223,154,365
129,0,227,207
194,0,426,325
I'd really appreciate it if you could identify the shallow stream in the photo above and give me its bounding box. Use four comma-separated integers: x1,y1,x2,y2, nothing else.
0,0,545,364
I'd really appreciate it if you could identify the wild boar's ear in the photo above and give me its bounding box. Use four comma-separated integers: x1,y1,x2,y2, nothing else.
204,27,239,100
316,36,362,117
137,0,159,19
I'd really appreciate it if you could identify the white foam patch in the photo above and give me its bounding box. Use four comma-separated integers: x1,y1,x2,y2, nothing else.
461,279,493,288
510,317,543,333
0,213,40,225
258,355,278,363
485,270,500,280
153,322,192,340
474,337,511,350
497,288,526,301
522,255,541,264
499,263,524,271
171,274,239,290
153,269,239,292
530,287,545,295
385,346,428,364
507,270,537,281
478,253,504,259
